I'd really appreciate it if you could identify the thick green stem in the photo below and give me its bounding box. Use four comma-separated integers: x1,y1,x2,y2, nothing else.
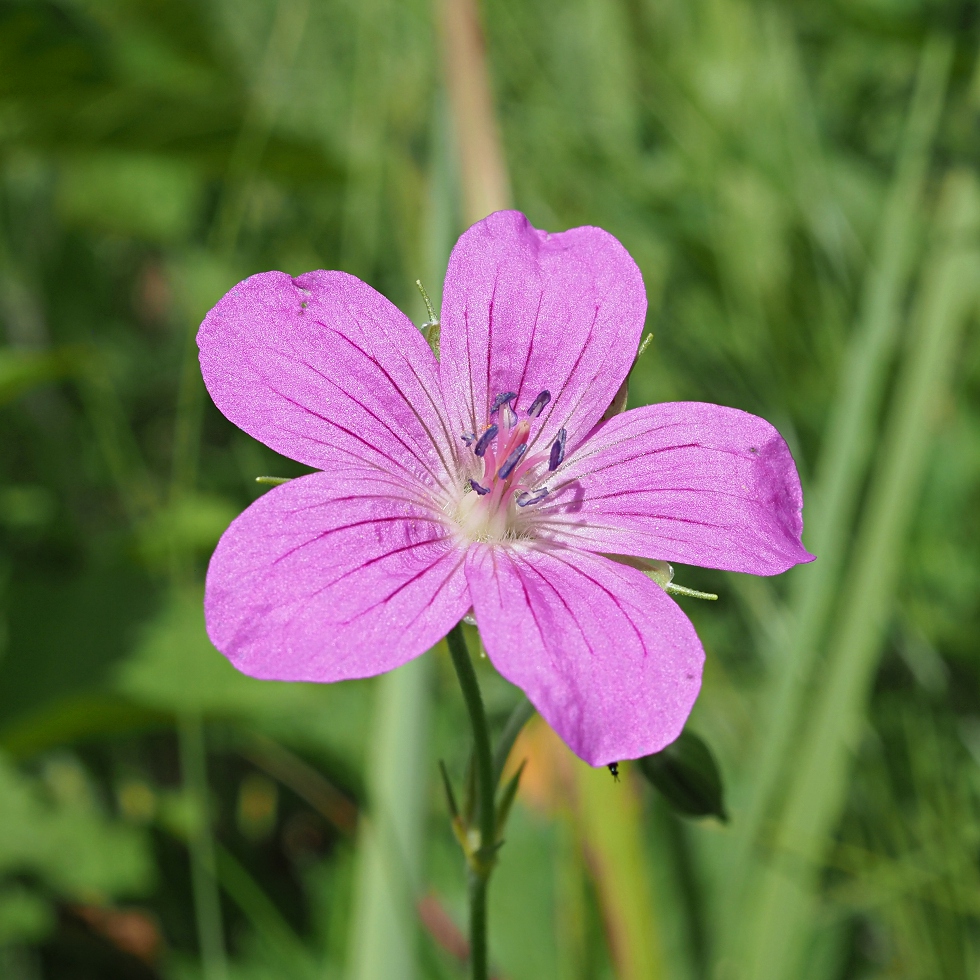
445,623,495,980
467,870,489,980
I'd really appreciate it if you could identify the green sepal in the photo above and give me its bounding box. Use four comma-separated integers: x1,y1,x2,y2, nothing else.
602,377,629,420
462,750,477,827
438,759,459,821
494,759,526,839
421,321,441,359
255,476,292,486
636,729,728,822
665,583,718,601
416,279,441,359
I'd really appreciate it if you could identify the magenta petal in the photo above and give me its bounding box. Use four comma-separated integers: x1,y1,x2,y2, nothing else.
205,472,470,682
198,270,458,496
536,401,815,575
439,211,646,454
466,544,704,766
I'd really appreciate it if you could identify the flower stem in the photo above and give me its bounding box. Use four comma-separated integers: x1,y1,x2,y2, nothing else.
445,622,496,980
468,870,489,980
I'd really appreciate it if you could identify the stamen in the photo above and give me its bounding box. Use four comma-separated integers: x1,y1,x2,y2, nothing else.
470,480,491,496
461,432,476,445
527,390,551,417
549,429,566,471
501,402,518,430
517,487,549,506
497,443,527,480
474,425,498,457
490,391,517,414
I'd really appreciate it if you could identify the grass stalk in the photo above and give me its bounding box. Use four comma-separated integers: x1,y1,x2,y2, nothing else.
178,713,228,980
721,35,954,936
346,657,432,980
741,168,980,980
572,761,667,980
438,0,512,223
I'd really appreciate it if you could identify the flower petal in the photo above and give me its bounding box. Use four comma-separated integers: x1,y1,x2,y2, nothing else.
198,270,458,499
205,472,470,682
534,402,814,575
439,211,646,457
466,544,704,766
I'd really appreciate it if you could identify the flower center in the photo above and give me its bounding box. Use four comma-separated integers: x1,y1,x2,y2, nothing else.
452,390,565,543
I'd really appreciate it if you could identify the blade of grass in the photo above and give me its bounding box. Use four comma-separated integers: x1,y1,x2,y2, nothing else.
213,842,318,978
346,656,432,980
173,0,310,543
210,0,311,257
722,35,954,935
178,713,228,980
573,761,667,980
741,167,980,980
339,0,392,276
438,0,511,223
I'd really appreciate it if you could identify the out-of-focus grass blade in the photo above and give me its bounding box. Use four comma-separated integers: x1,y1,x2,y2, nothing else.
340,0,392,276
741,168,980,980
0,347,70,405
723,34,954,931
573,761,667,980
178,713,228,980
439,0,512,223
213,841,319,978
0,694,169,760
346,656,432,980
495,759,526,839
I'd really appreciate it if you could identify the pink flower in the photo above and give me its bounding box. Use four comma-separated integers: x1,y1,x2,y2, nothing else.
199,211,813,766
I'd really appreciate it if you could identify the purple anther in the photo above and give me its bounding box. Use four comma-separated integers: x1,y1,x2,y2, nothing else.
527,390,551,418
517,487,549,507
470,480,491,496
461,431,476,446
501,402,518,430
490,391,517,414
549,428,566,471
498,443,527,480
474,425,498,458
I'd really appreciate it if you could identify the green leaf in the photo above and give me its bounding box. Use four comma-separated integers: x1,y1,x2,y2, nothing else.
636,730,728,821
135,491,239,568
0,752,153,898
0,348,72,405
56,153,203,243
0,885,54,945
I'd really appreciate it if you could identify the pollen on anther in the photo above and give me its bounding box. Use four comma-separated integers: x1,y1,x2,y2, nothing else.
461,432,476,446
470,480,491,496
549,428,566,471
517,487,549,507
498,443,527,480
490,392,517,414
527,390,551,418
474,425,498,457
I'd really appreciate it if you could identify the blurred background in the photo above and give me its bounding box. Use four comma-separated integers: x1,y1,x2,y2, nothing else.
1,0,979,978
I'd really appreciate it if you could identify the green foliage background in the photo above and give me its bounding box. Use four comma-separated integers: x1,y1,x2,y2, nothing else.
0,0,979,977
